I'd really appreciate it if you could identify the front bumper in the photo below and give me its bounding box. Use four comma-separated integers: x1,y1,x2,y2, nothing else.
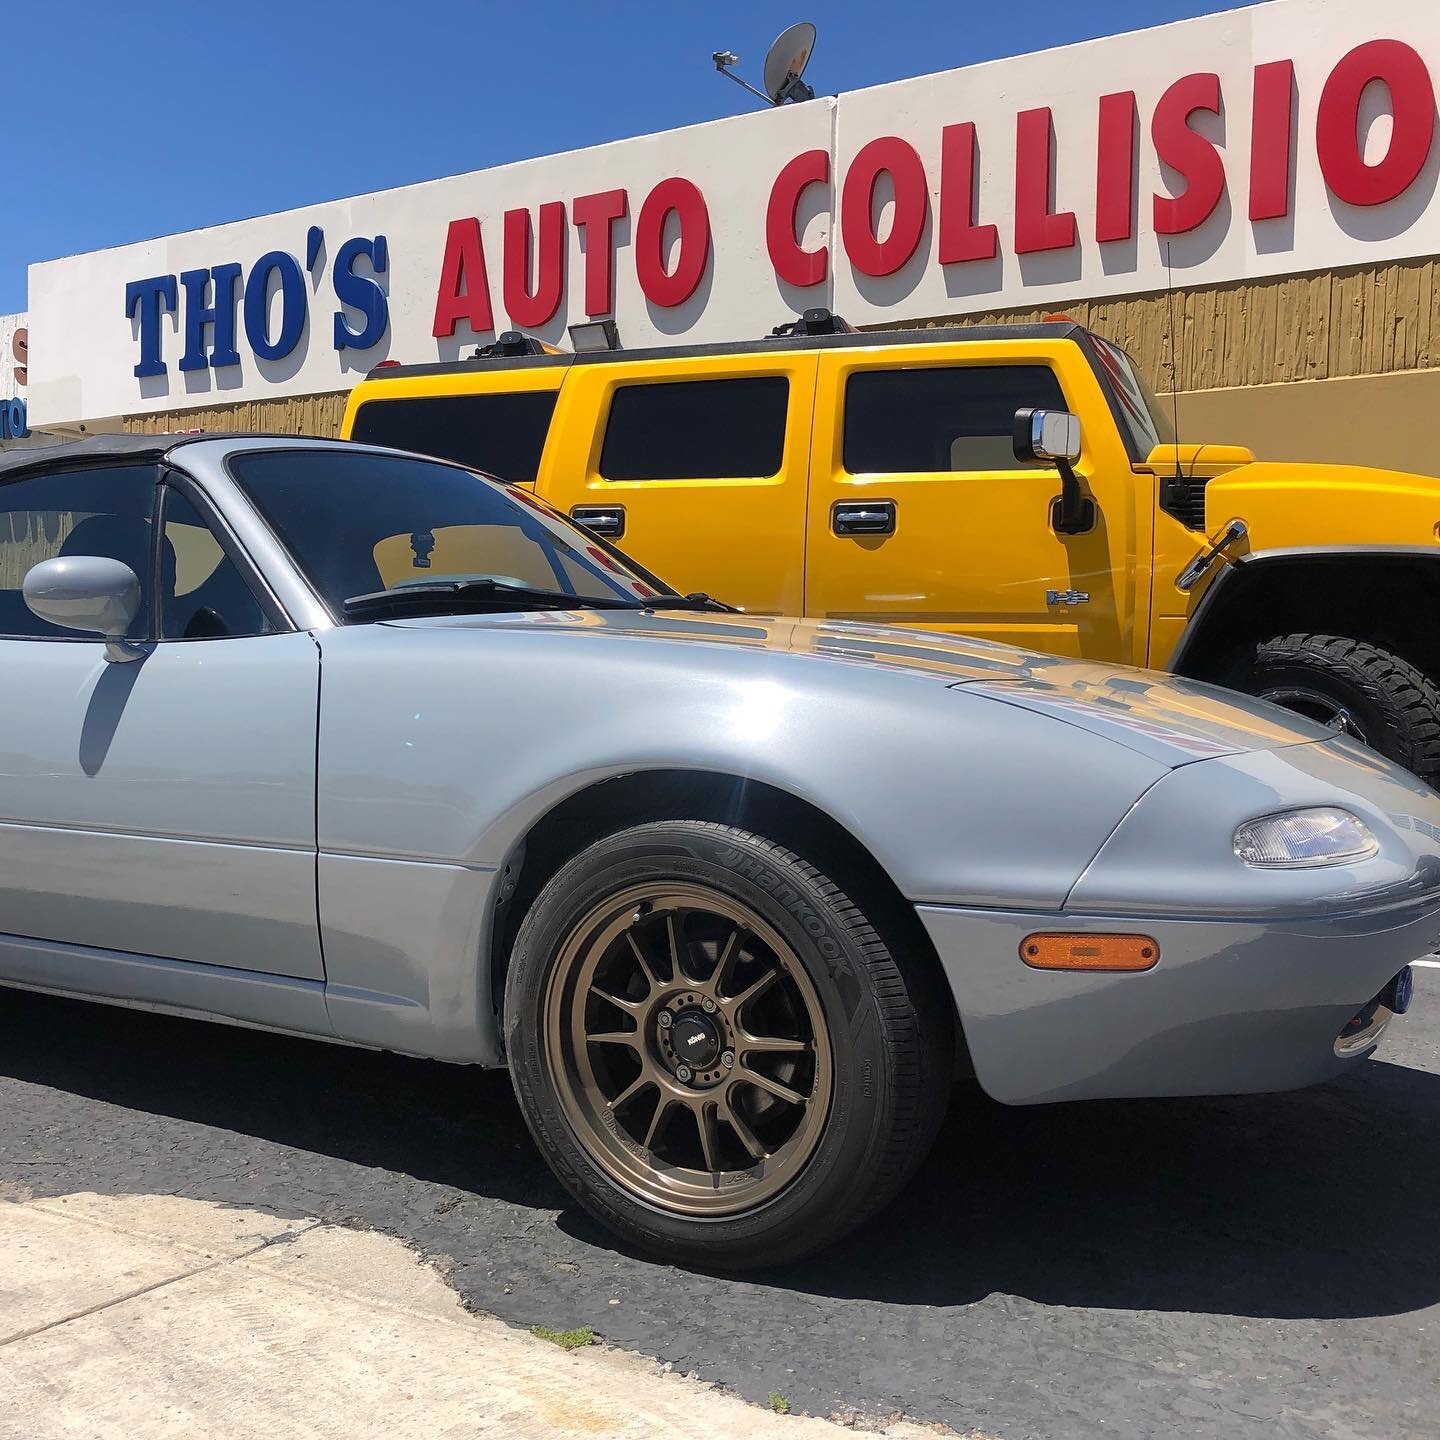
918,898,1440,1106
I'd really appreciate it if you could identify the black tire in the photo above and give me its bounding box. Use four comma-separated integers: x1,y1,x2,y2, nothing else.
504,820,953,1269
1225,633,1440,785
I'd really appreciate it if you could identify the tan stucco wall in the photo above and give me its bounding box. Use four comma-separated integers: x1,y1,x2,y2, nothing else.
122,257,1440,477
1175,368,1440,474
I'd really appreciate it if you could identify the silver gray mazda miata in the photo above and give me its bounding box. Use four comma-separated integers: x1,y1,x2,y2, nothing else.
1,434,1433,1266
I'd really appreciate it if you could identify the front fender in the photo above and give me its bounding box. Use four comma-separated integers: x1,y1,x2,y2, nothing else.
1169,544,1440,675
314,624,1168,913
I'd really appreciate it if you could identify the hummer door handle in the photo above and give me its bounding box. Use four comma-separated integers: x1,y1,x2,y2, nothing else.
833,501,896,536
571,505,625,538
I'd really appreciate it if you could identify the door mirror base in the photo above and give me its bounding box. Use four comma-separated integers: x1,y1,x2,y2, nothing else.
1050,470,1096,536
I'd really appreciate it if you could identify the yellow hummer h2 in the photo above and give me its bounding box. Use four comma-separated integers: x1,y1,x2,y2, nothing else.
343,310,1440,783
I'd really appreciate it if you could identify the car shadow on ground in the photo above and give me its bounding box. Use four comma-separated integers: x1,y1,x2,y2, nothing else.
2,985,1438,1326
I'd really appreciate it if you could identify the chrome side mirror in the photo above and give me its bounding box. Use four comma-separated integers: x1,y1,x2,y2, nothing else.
1012,407,1094,536
23,556,145,663
1013,408,1082,464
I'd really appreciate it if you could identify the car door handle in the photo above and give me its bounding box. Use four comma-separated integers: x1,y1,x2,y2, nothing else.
570,505,625,538
832,501,896,536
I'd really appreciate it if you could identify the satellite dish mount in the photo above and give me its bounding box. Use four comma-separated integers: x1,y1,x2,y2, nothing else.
713,22,817,108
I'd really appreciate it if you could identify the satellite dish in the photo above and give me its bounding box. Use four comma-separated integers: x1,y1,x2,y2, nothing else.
762,22,816,105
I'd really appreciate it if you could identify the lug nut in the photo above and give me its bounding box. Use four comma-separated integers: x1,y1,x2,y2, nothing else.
701,998,717,1013
721,1050,735,1068
676,1065,693,1083
657,1011,673,1029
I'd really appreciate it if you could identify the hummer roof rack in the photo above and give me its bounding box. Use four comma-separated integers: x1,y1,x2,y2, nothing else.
474,331,561,360
769,307,855,339
366,319,1089,382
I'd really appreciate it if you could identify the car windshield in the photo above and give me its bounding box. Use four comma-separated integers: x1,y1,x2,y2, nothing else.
228,448,675,620
1088,333,1177,455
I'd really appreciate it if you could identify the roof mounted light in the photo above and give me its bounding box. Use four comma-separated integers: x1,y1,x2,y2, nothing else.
568,319,621,353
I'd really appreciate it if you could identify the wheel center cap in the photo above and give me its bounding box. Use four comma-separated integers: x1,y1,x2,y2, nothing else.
667,1009,721,1072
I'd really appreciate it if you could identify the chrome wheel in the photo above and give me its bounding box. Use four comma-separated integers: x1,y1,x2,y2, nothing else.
542,882,833,1217
1260,684,1369,742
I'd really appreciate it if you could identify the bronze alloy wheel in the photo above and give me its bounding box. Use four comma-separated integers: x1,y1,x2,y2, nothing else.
541,882,834,1217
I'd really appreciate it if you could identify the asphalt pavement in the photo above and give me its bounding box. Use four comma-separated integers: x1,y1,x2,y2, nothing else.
2,969,1438,1440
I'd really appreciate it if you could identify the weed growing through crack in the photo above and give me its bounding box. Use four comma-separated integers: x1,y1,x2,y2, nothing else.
767,1392,792,1414
530,1324,596,1351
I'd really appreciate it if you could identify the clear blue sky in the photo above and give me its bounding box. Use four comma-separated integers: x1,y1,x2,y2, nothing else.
6,0,1253,314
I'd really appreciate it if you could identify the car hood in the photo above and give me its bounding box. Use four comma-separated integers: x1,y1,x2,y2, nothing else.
385,609,1332,766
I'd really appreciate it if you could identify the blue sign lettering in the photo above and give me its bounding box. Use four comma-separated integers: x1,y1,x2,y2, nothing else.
126,275,178,378
124,232,391,379
0,398,27,439
179,264,242,371
333,235,389,351
243,251,307,361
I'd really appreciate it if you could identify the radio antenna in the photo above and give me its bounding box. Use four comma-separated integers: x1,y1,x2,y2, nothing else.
1164,241,1183,473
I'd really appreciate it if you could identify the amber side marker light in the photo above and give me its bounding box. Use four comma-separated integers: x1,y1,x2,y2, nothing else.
1021,934,1159,972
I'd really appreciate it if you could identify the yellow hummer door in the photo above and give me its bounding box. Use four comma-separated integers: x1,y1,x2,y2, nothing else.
806,343,1149,665
539,352,818,614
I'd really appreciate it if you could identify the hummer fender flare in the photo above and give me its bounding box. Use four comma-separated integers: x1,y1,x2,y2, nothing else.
1168,544,1440,675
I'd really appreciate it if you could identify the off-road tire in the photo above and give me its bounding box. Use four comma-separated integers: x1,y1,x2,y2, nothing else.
504,820,953,1269
1226,633,1440,785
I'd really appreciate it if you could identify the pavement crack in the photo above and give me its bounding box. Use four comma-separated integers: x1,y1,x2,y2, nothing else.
0,1218,326,1350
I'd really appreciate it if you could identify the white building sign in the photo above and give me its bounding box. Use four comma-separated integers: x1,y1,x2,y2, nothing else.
27,0,1440,428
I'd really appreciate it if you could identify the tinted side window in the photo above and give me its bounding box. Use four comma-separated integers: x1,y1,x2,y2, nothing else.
843,366,1067,474
0,464,157,639
599,378,789,481
159,489,273,640
349,391,558,482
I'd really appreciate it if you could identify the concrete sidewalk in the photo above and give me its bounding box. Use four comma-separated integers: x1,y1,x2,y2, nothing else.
0,1191,943,1439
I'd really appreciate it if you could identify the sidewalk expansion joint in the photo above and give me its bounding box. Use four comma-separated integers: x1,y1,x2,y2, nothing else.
0,1217,325,1350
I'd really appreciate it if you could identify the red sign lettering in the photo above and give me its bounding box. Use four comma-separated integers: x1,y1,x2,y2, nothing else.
503,202,566,329
1095,92,1138,243
938,123,997,264
1014,108,1077,254
1152,72,1225,235
635,178,711,307
1316,39,1435,207
767,148,830,287
432,217,494,338
572,189,628,317
1249,60,1296,221
841,136,929,276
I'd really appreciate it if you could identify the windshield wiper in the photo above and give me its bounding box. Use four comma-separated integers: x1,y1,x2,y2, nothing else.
343,578,650,620
642,591,737,613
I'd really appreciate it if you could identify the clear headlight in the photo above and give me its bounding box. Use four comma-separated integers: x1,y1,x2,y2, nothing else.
1233,807,1378,868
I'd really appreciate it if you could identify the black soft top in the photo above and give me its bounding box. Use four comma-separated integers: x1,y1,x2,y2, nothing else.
0,432,298,483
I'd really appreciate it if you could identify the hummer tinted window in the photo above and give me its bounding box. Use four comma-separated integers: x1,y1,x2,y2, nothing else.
599,377,789,480
843,365,1066,474
349,391,559,483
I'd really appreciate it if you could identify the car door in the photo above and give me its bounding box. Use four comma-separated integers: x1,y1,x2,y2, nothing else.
805,344,1149,665
0,464,322,980
539,353,818,614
